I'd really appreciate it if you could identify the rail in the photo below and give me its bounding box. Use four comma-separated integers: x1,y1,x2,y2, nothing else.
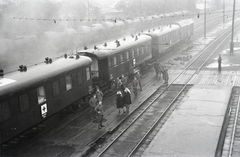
96,20,240,157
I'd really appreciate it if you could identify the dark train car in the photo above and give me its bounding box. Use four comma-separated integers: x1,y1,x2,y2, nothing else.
145,19,194,59
78,34,152,87
174,19,194,41
0,56,92,144
144,24,181,59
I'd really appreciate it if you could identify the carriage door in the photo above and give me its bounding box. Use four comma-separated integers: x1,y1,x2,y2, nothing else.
91,57,99,78
37,86,47,118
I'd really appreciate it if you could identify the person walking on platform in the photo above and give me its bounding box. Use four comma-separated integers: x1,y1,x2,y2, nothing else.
116,90,124,114
163,66,169,84
89,94,98,120
95,101,104,129
122,85,132,113
159,63,164,80
109,74,115,90
218,54,222,73
95,87,104,102
135,71,142,91
116,77,122,90
153,62,160,77
132,77,139,97
121,74,127,86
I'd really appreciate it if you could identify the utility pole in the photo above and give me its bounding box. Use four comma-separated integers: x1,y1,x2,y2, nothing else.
230,0,236,55
204,0,206,39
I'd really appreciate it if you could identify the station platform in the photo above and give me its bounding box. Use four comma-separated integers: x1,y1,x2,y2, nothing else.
141,85,232,157
2,69,239,156
1,67,165,157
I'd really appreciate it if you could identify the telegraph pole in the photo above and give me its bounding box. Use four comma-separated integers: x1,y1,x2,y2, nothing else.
230,0,236,55
204,0,206,39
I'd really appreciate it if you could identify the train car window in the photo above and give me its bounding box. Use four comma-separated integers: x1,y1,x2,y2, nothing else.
9,97,21,115
142,47,144,54
131,49,135,58
136,47,140,56
0,101,11,122
52,80,60,97
77,70,84,85
108,58,112,68
37,86,46,104
113,56,117,66
19,93,30,112
126,51,130,60
65,75,72,91
86,67,91,80
120,53,124,63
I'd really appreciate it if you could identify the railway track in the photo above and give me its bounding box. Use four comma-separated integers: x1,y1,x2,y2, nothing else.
1,13,237,157
216,87,240,157
89,19,240,157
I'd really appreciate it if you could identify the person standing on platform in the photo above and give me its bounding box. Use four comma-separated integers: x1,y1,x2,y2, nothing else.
121,74,127,86
163,66,169,84
109,74,115,90
159,63,164,80
116,90,124,114
95,101,104,129
218,54,222,73
132,77,139,97
122,85,132,113
153,62,160,77
116,77,122,90
89,94,98,120
135,71,142,91
95,87,104,102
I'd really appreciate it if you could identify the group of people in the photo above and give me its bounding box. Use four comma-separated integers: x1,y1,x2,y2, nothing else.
88,72,143,129
116,84,132,114
109,74,128,92
153,62,169,84
114,72,141,113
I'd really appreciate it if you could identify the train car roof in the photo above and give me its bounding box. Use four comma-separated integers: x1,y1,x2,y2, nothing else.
0,56,92,100
143,24,180,37
77,34,152,60
174,19,194,27
132,18,141,23
79,25,92,34
115,20,124,27
102,21,115,28
91,23,105,31
124,19,133,24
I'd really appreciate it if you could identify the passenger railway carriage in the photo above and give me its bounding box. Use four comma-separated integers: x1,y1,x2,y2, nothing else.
0,56,92,144
145,18,194,59
0,18,194,145
79,19,194,87
78,34,152,86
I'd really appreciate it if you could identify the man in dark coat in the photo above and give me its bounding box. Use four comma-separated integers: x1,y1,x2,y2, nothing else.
218,54,222,73
132,77,139,97
153,62,160,77
122,85,132,113
116,90,124,114
159,63,164,79
89,94,98,120
135,71,142,91
95,101,104,129
163,66,169,84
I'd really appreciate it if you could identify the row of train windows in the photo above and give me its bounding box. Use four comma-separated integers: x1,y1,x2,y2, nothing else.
160,31,178,43
108,46,149,68
0,67,91,122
